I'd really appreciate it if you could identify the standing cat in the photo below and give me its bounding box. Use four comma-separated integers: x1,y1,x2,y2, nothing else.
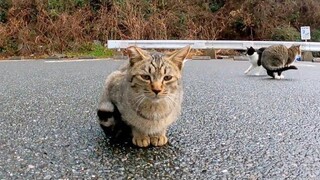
97,46,191,147
261,44,300,79
244,46,266,75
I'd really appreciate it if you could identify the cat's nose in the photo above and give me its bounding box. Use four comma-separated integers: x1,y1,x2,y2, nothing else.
151,82,162,95
152,89,161,95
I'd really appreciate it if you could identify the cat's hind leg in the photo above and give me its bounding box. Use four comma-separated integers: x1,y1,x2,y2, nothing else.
274,72,284,79
254,66,264,76
277,71,284,79
267,70,275,78
244,65,253,74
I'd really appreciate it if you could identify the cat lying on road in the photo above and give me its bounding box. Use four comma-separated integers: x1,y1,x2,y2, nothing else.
97,46,191,147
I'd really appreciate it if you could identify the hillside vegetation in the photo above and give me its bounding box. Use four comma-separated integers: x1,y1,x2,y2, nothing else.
1,0,320,58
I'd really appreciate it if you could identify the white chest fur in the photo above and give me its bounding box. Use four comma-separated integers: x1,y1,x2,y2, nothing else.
248,52,259,64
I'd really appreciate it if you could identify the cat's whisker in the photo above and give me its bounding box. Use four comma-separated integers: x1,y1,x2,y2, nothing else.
132,95,145,108
133,95,145,106
166,95,177,108
132,94,144,102
135,96,146,112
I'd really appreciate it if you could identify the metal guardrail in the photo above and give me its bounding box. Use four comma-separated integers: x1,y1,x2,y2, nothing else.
108,40,320,51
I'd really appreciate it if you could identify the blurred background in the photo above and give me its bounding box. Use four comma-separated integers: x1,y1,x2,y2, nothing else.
1,0,320,58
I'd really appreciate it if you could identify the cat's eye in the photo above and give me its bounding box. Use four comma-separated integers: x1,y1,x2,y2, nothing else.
140,75,151,80
163,75,173,81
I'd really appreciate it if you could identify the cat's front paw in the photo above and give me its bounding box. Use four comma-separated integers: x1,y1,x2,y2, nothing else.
132,136,151,147
150,135,168,147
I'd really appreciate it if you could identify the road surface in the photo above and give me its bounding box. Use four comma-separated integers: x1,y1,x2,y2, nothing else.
1,59,320,179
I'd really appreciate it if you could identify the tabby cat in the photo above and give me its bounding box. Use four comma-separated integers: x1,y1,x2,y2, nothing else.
244,46,266,75
261,44,301,79
97,46,191,147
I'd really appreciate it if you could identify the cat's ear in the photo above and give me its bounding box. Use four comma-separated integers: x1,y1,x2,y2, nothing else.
167,45,191,70
126,46,150,66
296,45,302,54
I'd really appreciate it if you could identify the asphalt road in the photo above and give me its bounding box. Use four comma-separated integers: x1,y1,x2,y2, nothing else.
1,58,320,179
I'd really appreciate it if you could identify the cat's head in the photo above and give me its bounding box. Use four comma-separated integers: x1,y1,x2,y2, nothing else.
126,46,191,99
290,45,302,60
246,46,256,56
290,45,302,55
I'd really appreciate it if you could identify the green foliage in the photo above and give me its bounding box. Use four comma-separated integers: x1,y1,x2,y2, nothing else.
289,11,300,23
311,29,320,42
232,18,246,32
48,0,64,11
3,0,320,58
209,0,225,13
271,26,300,41
1,37,19,55
67,43,113,58
0,11,6,23
88,44,113,57
89,0,111,11
0,0,11,23
311,29,320,57
227,17,252,38
48,0,87,12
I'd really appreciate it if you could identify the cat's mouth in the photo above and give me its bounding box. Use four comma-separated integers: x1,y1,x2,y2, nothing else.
148,94,164,100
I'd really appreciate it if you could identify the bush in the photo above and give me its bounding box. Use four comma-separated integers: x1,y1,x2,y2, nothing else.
2,0,320,58
311,29,320,42
209,0,225,13
48,0,88,12
271,26,300,41
0,0,11,23
311,29,320,57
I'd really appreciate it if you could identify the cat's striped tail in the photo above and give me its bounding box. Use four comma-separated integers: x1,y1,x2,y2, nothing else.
267,65,298,72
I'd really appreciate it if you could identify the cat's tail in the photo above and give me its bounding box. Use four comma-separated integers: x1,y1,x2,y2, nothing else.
97,104,132,141
266,65,298,72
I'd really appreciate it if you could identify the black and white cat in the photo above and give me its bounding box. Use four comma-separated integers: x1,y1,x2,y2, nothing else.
244,46,266,75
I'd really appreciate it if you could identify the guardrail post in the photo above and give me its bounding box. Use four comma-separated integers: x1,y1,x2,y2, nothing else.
113,48,128,59
204,49,216,59
302,51,313,61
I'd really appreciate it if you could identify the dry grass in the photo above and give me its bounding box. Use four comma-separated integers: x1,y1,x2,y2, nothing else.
1,0,320,57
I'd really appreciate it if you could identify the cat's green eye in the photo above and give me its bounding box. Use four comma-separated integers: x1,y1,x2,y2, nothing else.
163,75,172,81
140,75,151,80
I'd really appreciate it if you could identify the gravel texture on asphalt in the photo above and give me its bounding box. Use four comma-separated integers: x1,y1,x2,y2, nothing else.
1,59,320,179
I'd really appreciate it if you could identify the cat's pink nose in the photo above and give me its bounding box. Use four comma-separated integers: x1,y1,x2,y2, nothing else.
151,82,162,95
152,89,161,95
